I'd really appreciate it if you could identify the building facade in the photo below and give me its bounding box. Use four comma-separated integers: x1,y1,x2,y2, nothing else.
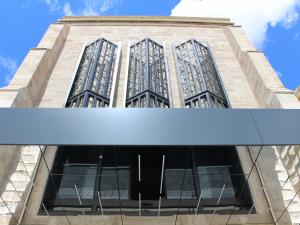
296,86,300,101
0,16,300,225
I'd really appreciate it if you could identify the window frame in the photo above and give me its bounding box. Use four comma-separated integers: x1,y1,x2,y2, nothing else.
124,38,172,108
173,39,231,108
64,38,121,108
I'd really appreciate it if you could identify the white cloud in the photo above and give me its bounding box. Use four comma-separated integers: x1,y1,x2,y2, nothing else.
81,0,100,15
276,70,283,77
63,2,73,16
0,55,18,85
171,0,300,48
40,0,60,11
40,0,120,16
295,32,300,41
100,0,117,14
80,0,120,16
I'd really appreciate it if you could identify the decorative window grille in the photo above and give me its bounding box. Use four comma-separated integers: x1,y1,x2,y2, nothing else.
126,38,170,108
66,38,118,108
174,39,227,108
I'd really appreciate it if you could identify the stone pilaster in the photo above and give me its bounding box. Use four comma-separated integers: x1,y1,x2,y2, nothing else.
296,86,300,101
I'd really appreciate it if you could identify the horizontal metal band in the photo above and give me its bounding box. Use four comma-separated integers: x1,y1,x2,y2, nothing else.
0,108,299,146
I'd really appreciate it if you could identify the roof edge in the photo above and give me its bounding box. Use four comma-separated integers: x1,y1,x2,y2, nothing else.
57,16,234,26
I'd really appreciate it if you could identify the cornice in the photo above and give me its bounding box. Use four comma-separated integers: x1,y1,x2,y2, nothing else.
57,16,234,26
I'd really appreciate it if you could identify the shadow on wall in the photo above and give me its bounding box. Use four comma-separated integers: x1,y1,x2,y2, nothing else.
0,146,21,196
296,86,300,101
254,146,300,225
279,146,300,200
0,146,41,225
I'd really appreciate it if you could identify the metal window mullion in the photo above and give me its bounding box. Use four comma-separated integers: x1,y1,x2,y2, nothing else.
138,42,142,94
92,95,97,107
200,47,218,99
96,41,109,94
94,59,103,95
198,46,214,94
82,91,90,107
176,45,193,100
86,40,104,91
185,42,199,96
191,149,201,199
80,44,97,93
145,39,150,107
72,51,88,95
131,45,138,97
152,41,158,95
181,45,194,97
92,148,103,211
158,45,164,98
103,45,116,97
192,40,209,93
138,95,141,108
79,48,93,93
206,92,213,108
175,149,190,225
75,95,81,107
113,147,124,225
130,47,136,97
204,49,221,97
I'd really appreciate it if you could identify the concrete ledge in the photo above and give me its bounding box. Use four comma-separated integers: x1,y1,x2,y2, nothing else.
57,16,234,26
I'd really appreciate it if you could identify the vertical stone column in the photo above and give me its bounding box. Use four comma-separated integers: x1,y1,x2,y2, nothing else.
296,86,300,101
0,23,69,107
224,26,300,109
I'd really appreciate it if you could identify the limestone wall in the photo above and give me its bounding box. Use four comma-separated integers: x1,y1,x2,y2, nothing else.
296,86,300,101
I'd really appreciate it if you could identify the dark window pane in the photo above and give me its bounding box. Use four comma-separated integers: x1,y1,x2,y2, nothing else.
100,167,130,200
58,165,97,199
197,166,235,198
165,169,196,199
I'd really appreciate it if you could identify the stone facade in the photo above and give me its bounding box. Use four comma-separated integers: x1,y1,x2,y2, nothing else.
0,16,300,225
296,86,300,101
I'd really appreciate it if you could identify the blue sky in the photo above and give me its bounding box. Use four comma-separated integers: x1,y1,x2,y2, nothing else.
0,0,299,90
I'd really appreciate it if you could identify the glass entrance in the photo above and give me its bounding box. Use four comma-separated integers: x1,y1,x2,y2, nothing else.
42,146,253,216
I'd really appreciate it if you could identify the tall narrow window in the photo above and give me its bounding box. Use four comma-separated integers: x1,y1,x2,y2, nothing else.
67,38,118,108
126,38,170,108
174,39,227,108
